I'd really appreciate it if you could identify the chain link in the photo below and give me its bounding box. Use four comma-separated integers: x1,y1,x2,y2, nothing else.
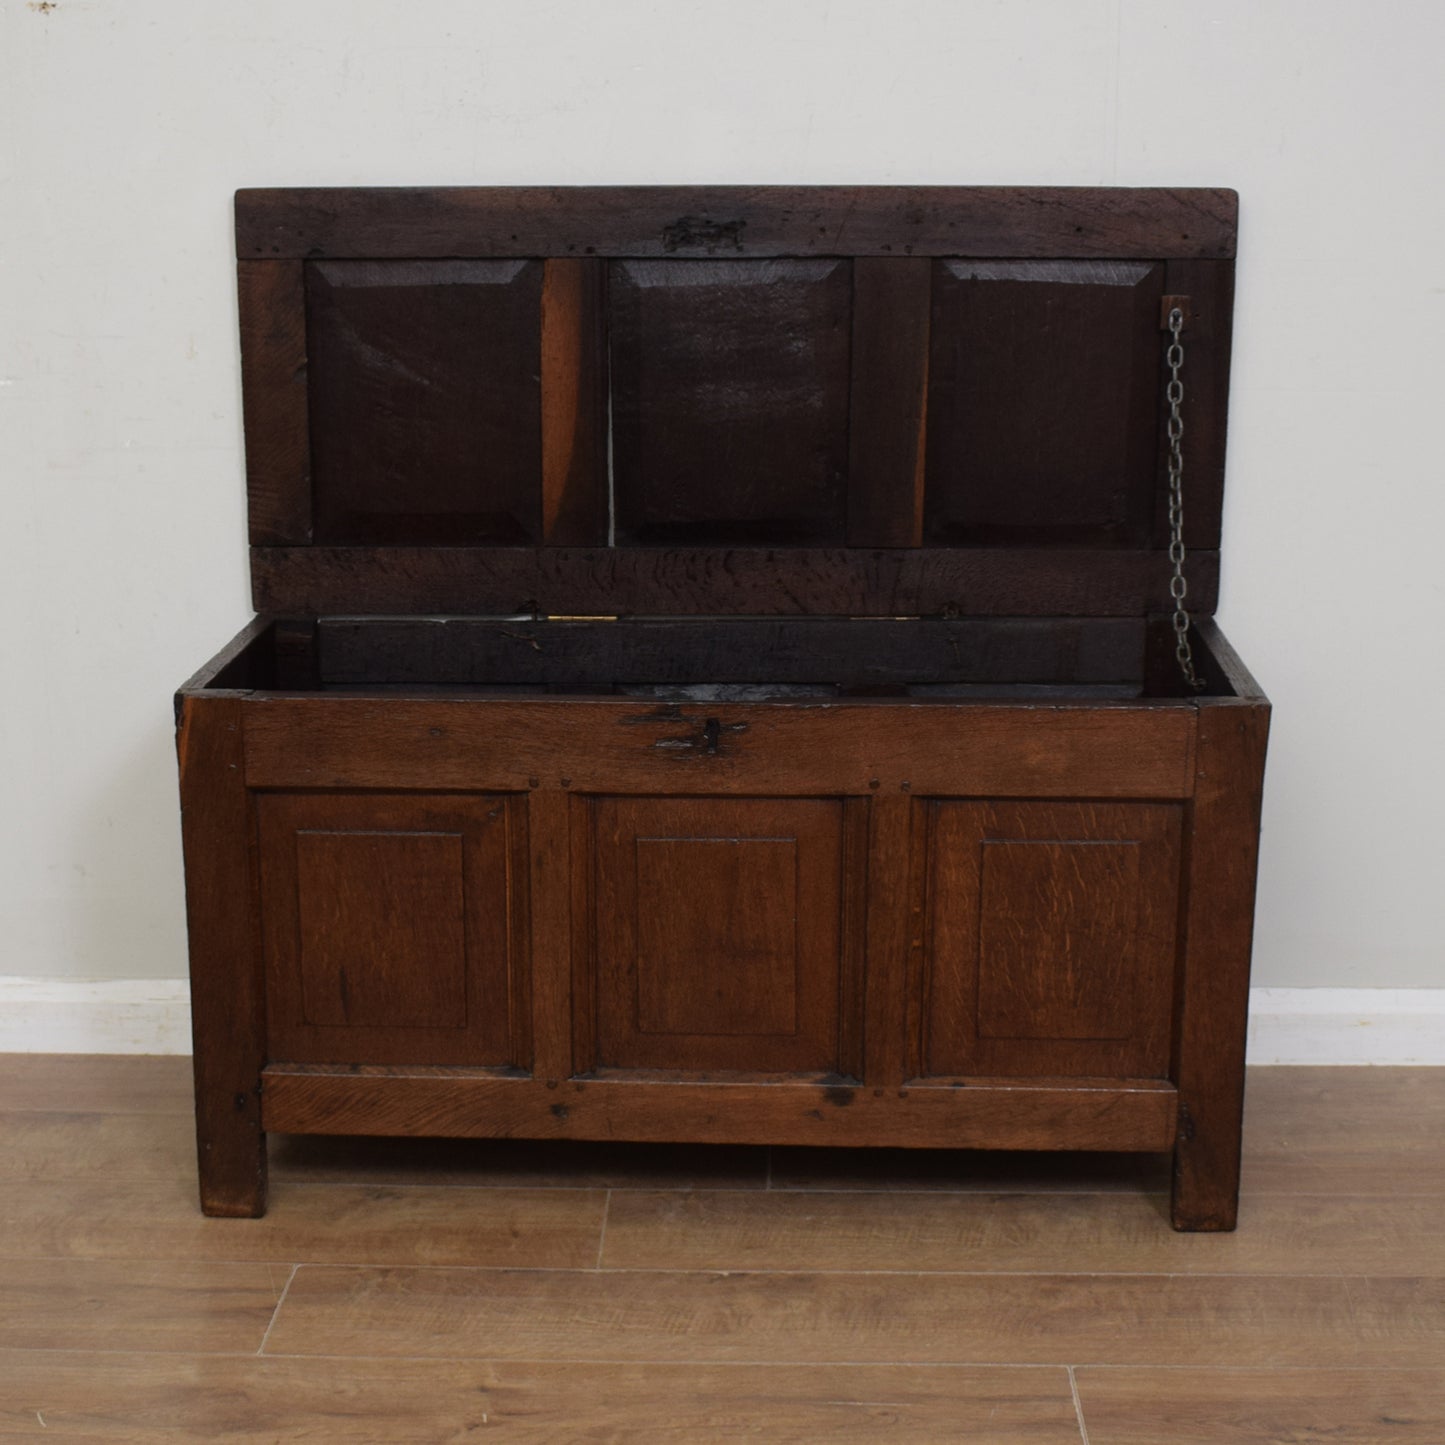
1165,306,1203,690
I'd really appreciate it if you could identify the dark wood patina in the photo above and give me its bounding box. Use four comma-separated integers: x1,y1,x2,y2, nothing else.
179,185,1268,1230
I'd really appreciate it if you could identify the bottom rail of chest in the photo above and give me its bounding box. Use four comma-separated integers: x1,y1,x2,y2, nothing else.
258,1067,1180,1154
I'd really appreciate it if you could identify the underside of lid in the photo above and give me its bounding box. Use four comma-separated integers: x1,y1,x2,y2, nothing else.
235,186,1237,618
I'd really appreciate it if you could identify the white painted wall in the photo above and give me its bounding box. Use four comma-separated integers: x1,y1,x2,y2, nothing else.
2,0,1442,990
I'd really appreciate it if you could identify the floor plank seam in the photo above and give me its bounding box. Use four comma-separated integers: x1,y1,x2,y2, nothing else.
1069,1366,1092,1445
250,1352,1101,1367
183,1263,1425,1281
1071,1364,1445,1374
5,1252,1431,1281
256,1264,299,1357
596,1188,611,1269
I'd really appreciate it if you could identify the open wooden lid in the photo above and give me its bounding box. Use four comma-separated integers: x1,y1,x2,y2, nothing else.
236,186,1236,618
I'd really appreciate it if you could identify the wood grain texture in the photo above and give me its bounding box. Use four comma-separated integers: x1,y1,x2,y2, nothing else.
12,1063,1426,1196
176,695,267,1217
250,543,1221,618
923,801,1181,1080
590,797,847,1073
526,789,572,1083
305,259,543,545
1075,1367,1445,1445
609,258,852,544
847,258,931,546
262,1266,1439,1367
241,696,1197,800
1193,616,1265,700
238,261,310,545
0,1258,285,1354
0,1179,605,1268
539,258,609,545
1241,1067,1445,1196
6,1057,1445,1439
0,1110,196,1182
599,1189,1445,1277
260,1069,1177,1150
1171,698,1271,1230
176,614,277,694
0,1054,193,1114
925,260,1164,547
315,616,1148,689
257,792,523,1067
235,185,1238,260
0,1354,1084,1443
863,794,915,1087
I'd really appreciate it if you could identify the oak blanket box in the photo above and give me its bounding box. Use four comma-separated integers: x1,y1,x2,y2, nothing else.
177,185,1269,1230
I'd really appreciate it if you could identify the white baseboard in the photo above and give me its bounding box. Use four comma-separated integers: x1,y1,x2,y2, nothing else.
0,978,193,1055
0,978,1441,1063
1245,987,1445,1065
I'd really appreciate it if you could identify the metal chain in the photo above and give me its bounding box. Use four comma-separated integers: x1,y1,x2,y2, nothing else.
1165,306,1203,690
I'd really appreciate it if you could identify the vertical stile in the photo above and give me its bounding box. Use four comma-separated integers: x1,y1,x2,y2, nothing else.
541,258,610,545
847,258,932,547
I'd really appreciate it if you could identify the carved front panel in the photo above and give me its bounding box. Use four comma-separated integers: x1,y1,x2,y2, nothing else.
587,797,851,1073
258,793,526,1066
923,800,1182,1079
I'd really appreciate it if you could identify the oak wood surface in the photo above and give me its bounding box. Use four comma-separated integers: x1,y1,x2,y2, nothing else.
923,801,1181,1080
256,792,524,1068
847,257,931,545
262,1265,1439,1367
4,1059,1443,1440
0,1258,285,1354
305,259,544,545
240,695,1197,798
609,258,852,544
539,257,609,545
235,185,1238,260
588,797,851,1074
1074,1367,1445,1445
1171,697,1271,1229
862,793,915,1088
201,184,1263,1246
0,1179,606,1268
259,1069,1178,1151
599,1188,1445,1277
0,1110,197,1182
1240,1066,1445,1195
526,788,573,1085
315,616,1147,688
250,543,1221,617
0,1053,193,1114
0,1354,1085,1443
237,261,310,546
924,259,1164,548
176,615,277,694
176,696,267,1217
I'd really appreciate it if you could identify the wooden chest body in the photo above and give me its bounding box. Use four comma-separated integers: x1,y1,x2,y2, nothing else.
178,186,1268,1230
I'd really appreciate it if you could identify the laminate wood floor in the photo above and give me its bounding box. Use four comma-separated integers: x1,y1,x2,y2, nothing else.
0,1057,1441,1442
